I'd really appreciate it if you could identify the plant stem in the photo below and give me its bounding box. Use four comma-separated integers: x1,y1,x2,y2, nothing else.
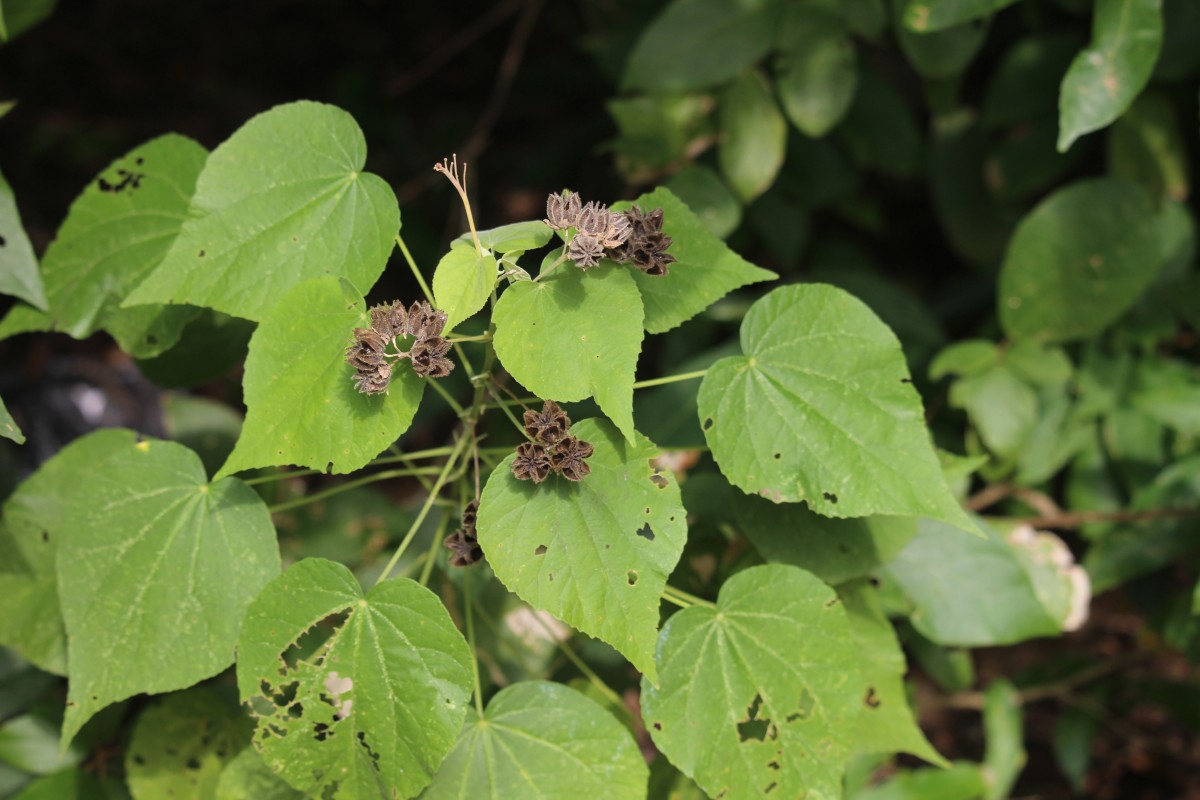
266,466,442,513
418,513,452,587
465,569,486,717
243,469,317,486
630,368,709,390
1016,506,1200,530
526,607,632,722
490,387,534,439
425,375,466,417
447,334,491,343
374,432,471,586
661,584,716,609
942,649,1154,710
395,233,434,304
533,251,569,282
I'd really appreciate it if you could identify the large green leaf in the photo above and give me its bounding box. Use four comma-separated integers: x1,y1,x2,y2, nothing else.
431,243,497,334
492,264,642,443
840,580,946,766
736,493,917,585
58,438,280,746
621,0,782,92
903,0,1020,32
421,682,648,799
216,276,423,479
0,428,139,675
125,688,251,800
893,0,990,79
217,748,305,800
882,518,1089,647
0,397,22,444
124,101,399,321
453,220,552,255
613,188,776,334
663,165,742,240
477,418,687,682
998,178,1165,342
0,168,47,310
698,284,972,529
641,564,863,800
1057,0,1164,152
718,71,787,203
774,5,858,138
0,135,207,357
236,558,473,800
1107,91,1190,204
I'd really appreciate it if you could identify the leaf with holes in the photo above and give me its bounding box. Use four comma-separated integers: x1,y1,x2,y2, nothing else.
216,276,424,479
124,101,399,321
0,167,47,310
698,284,972,529
432,243,497,334
57,438,280,746
903,0,1021,32
612,188,776,334
641,564,863,800
236,558,473,800
125,687,252,800
477,418,687,683
492,264,642,443
0,429,139,675
421,682,648,799
1057,0,1163,152
0,134,207,357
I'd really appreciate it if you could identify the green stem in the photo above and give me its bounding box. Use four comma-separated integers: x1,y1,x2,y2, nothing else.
447,334,491,343
395,233,434,304
527,608,632,722
426,376,466,417
266,466,442,513
465,569,486,717
491,388,534,439
243,470,316,486
419,513,452,587
374,432,471,586
533,251,570,282
631,368,709,390
372,445,456,466
662,584,716,609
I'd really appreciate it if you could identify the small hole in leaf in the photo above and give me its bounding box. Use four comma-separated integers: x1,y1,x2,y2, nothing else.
785,688,815,723
136,157,144,165
649,473,669,489
41,531,49,542
764,782,778,795
865,687,880,708
0,235,6,247
133,755,145,765
198,250,206,257
825,597,840,608
636,523,655,541
737,694,775,743
186,757,201,770
900,378,912,384
534,545,547,555
767,760,780,771
627,570,638,586
644,507,650,514
653,722,662,731
314,722,332,741
822,491,838,504
869,576,881,588
548,573,554,582
703,417,714,431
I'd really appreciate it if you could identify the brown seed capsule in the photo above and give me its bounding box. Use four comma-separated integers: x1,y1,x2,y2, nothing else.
568,234,605,270
549,435,594,481
577,201,610,238
460,499,479,532
352,363,392,395
512,441,551,483
545,190,582,230
523,400,571,445
601,211,632,249
370,300,407,339
410,336,455,378
406,301,448,341
444,526,483,568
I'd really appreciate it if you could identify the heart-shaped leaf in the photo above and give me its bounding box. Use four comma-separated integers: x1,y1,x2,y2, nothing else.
477,418,687,682
236,558,473,800
432,244,497,334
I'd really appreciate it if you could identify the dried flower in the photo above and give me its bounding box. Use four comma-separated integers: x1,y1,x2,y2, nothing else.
549,435,594,481
608,205,675,276
410,336,455,378
600,211,632,249
545,190,582,230
568,233,605,270
577,201,610,238
512,442,552,483
370,301,407,339
444,500,483,567
352,363,392,395
523,400,571,445
406,300,447,341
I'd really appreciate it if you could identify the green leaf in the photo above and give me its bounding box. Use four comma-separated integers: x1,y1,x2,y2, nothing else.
0,168,47,310
998,179,1166,342
718,71,787,203
217,276,424,478
840,580,946,766
477,419,687,682
893,0,990,79
0,0,56,43
736,493,917,585
948,365,1039,459
699,284,972,529
492,265,642,443
904,0,1020,32
217,748,305,800
664,165,742,240
836,70,923,178
125,688,251,800
421,682,648,799
853,761,987,800
774,6,858,138
1057,0,1164,152
124,101,399,321
612,188,776,334
882,518,1089,646
432,244,497,334
983,32,1085,130
0,397,22,444
930,339,999,379
982,680,1025,799
161,394,243,478
621,0,782,92
0,134,207,357
641,564,863,800
134,309,255,390
0,428,139,674
236,558,473,800
58,438,280,746
1053,706,1097,793
1107,91,1190,204
453,220,552,254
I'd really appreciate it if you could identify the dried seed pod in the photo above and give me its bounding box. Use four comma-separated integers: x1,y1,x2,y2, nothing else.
352,363,392,395
568,234,605,270
549,435,594,481
545,190,582,230
443,527,483,568
460,499,479,532
410,336,455,378
576,201,610,238
523,400,571,445
406,300,448,341
626,205,666,235
369,300,407,339
601,211,632,249
512,441,551,483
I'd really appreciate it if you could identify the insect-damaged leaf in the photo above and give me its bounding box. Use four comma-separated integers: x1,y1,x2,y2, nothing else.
641,564,863,800
58,438,280,747
421,682,648,799
477,418,687,683
236,558,473,800
216,276,423,479
124,101,399,321
698,284,973,530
